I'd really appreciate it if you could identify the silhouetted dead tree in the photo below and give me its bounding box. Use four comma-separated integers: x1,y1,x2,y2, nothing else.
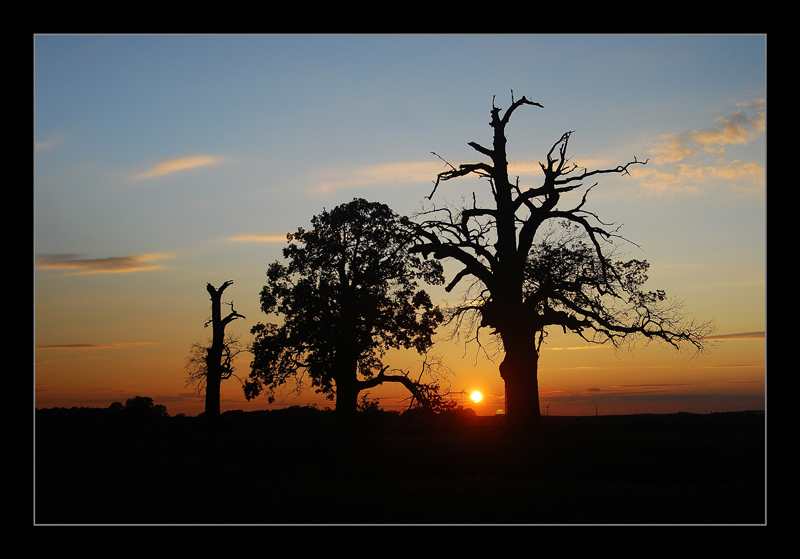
412,91,714,434
193,280,246,421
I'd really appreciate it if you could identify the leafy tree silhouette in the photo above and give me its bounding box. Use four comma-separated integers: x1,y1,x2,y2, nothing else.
245,198,446,420
412,91,715,434
120,396,169,418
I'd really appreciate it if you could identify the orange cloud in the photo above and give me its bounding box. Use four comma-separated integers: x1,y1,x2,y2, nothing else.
548,344,610,351
690,105,765,154
705,331,765,341
630,159,764,196
635,98,765,197
309,161,444,196
647,135,697,165
136,155,219,179
648,100,765,165
35,253,172,275
36,342,157,350
227,233,289,243
628,166,701,195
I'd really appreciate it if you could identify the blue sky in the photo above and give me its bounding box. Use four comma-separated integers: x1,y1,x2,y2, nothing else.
34,34,766,416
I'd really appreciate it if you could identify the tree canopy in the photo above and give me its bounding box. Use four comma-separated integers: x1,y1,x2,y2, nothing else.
245,198,446,417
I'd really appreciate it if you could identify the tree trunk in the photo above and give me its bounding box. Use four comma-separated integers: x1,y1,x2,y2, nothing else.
498,329,542,435
334,378,359,418
331,345,361,421
333,290,361,421
204,356,222,418
205,284,225,421
203,281,243,423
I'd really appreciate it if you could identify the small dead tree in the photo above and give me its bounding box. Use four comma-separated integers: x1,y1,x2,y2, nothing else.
191,280,246,420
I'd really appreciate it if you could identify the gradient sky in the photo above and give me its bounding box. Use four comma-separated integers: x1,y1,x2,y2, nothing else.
34,34,766,417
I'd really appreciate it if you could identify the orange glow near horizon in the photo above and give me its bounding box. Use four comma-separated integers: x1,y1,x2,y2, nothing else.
33,239,765,419
34,327,765,418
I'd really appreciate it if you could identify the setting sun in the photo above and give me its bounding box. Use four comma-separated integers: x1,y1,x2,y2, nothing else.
470,391,482,403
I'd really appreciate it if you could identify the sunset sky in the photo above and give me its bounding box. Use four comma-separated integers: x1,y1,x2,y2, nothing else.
34,34,766,417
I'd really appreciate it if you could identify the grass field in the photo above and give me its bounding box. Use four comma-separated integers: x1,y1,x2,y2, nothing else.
34,408,765,525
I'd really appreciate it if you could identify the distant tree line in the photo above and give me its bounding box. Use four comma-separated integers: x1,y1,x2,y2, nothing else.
36,398,486,434
36,396,170,428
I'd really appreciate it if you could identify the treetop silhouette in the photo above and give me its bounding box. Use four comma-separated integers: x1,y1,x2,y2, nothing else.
245,198,447,419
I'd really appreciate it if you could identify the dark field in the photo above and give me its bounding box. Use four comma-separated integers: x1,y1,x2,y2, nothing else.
34,407,766,525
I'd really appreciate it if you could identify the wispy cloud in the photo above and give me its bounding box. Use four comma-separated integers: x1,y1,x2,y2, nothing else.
588,383,693,396
309,161,444,196
309,152,632,198
35,139,59,152
507,158,546,178
690,101,766,154
35,253,172,275
705,331,765,341
547,344,610,351
631,159,764,195
307,157,576,197
227,233,289,243
135,155,220,180
632,98,765,196
649,99,765,164
36,342,156,350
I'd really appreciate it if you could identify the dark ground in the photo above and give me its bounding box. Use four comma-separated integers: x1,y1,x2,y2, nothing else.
34,407,766,525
